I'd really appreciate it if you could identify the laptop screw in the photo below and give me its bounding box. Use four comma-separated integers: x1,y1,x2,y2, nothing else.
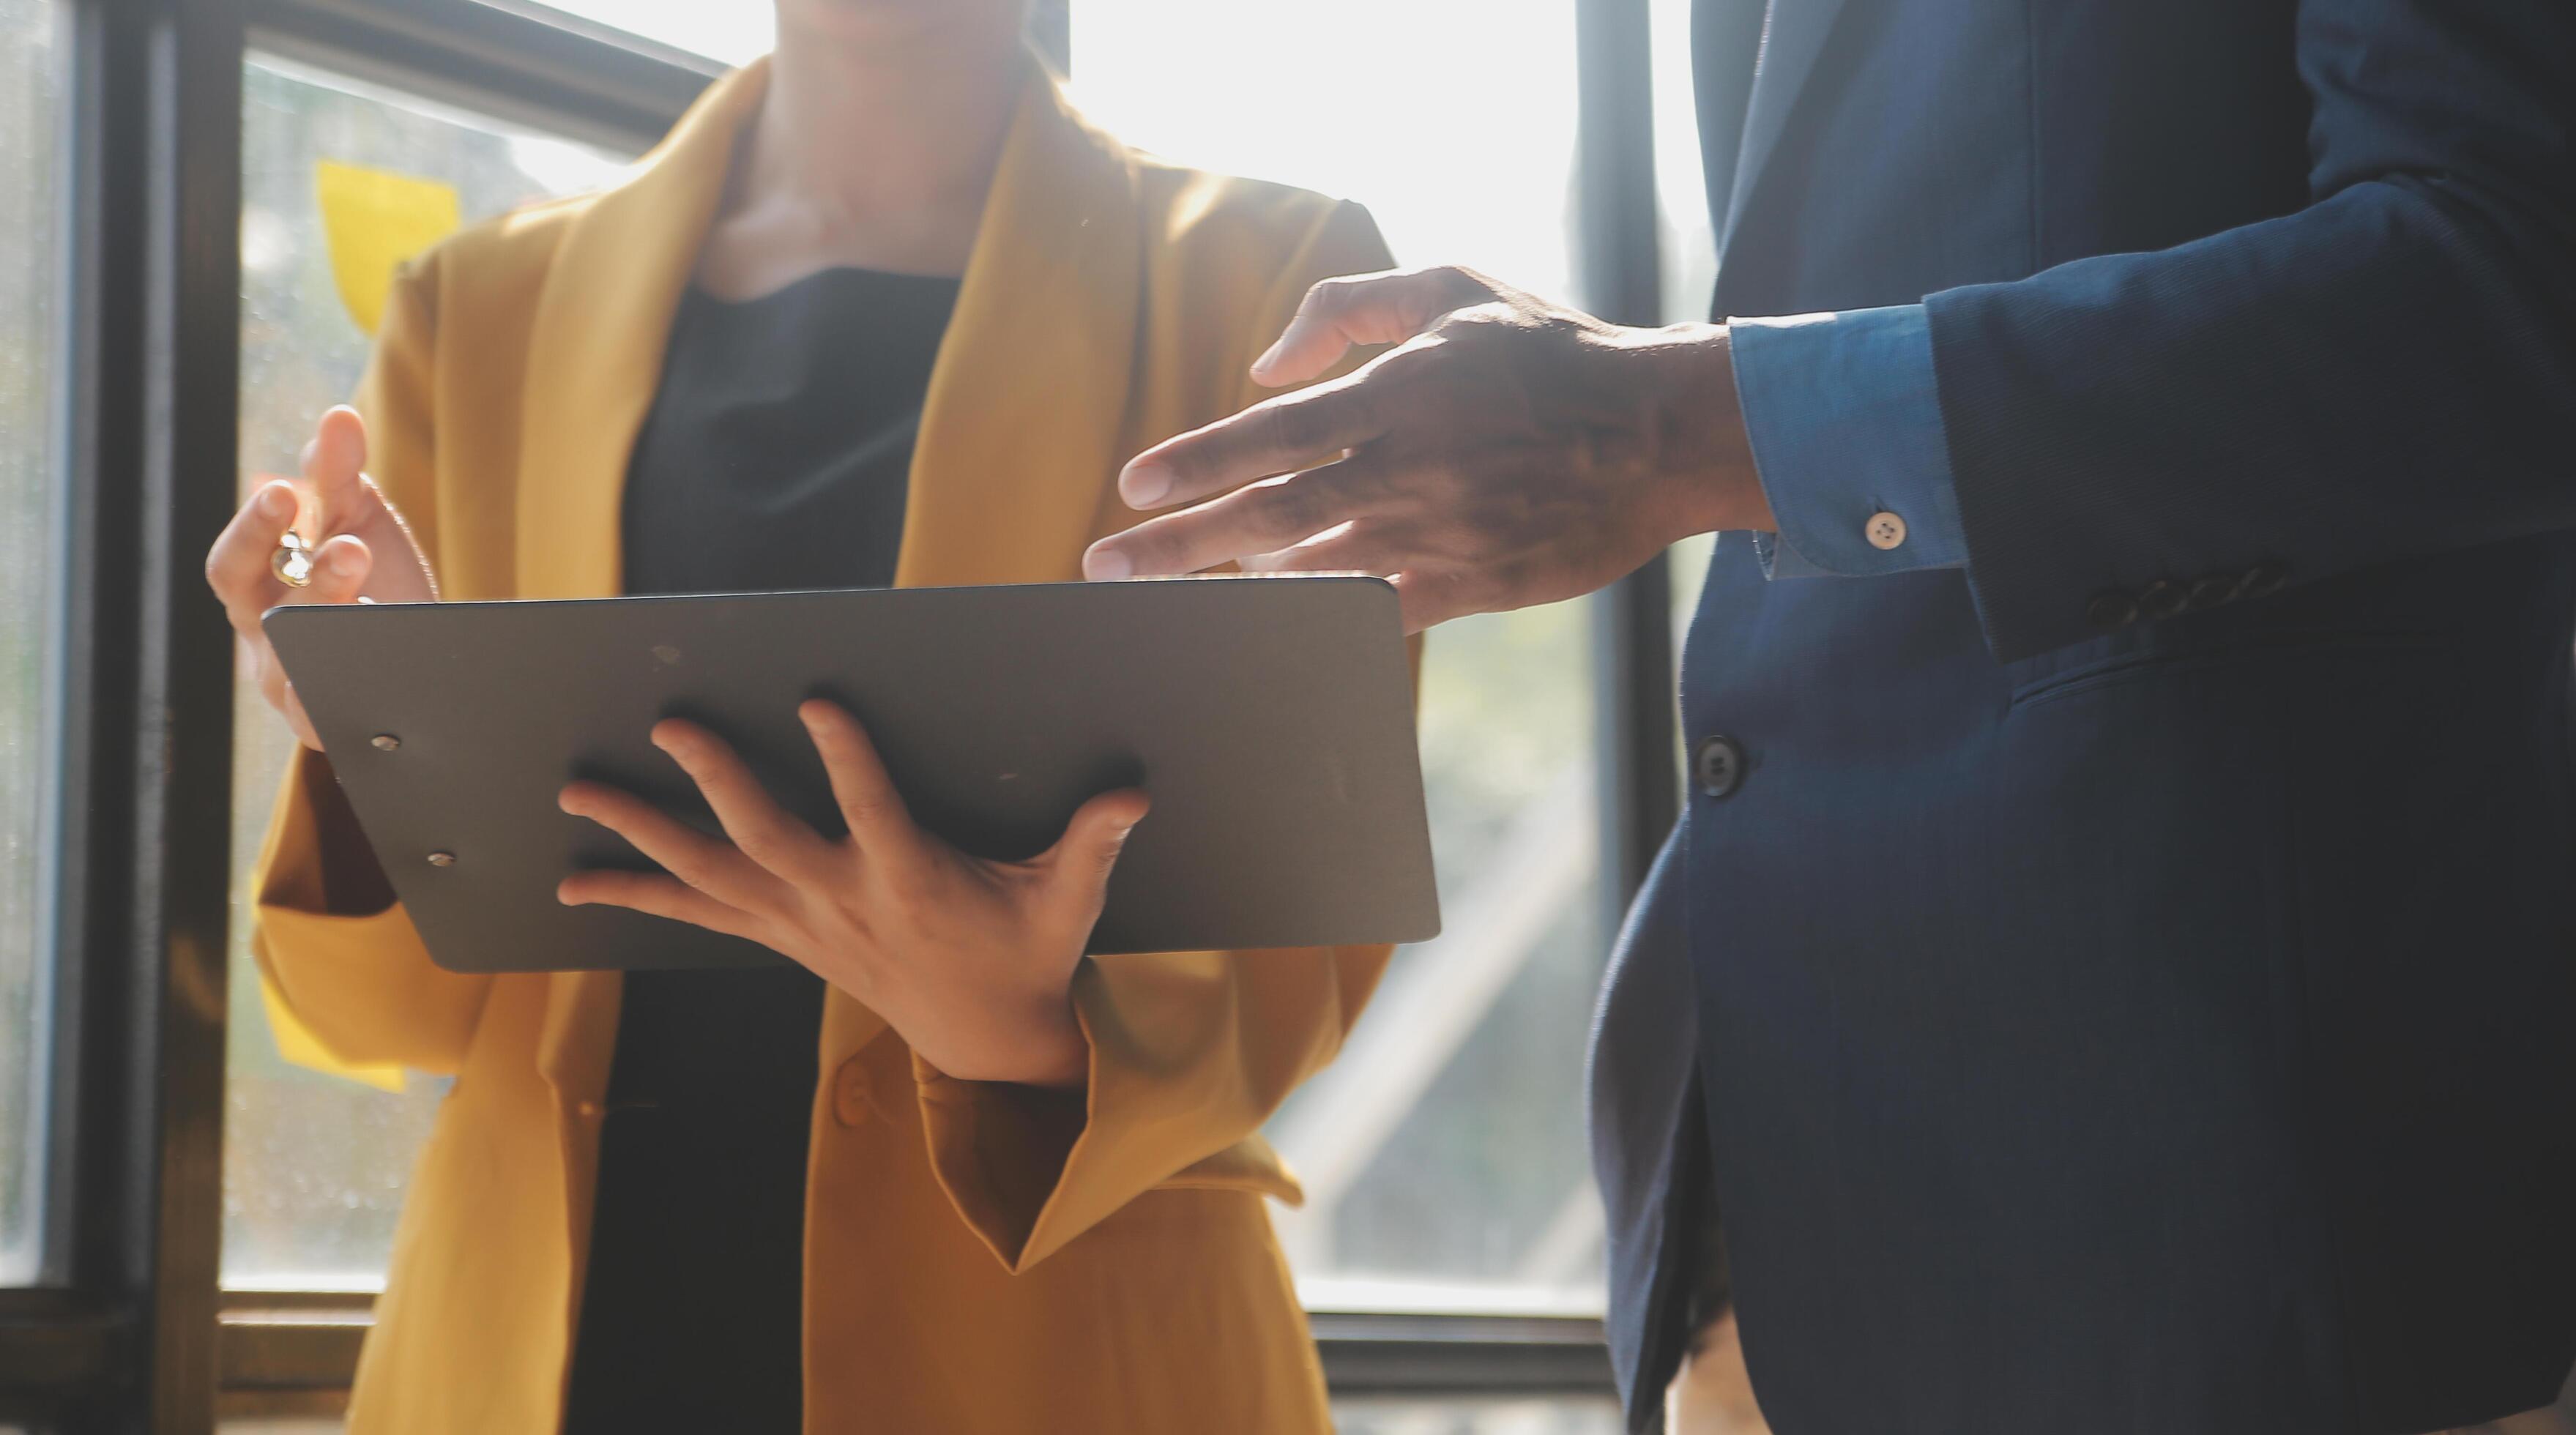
426,851,456,868
371,734,401,751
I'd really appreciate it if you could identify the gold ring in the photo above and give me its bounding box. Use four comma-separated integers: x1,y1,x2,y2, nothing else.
272,530,316,589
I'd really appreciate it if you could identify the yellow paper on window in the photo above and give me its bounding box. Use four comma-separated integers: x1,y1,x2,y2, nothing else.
315,160,461,338
264,157,458,1095
260,969,407,1093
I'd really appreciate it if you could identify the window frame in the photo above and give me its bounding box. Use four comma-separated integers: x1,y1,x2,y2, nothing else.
0,0,1671,1424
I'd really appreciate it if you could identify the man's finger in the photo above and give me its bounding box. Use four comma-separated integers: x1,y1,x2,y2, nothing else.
559,778,788,912
651,720,829,882
1090,456,1394,578
1246,266,1497,388
797,700,915,856
556,868,770,944
305,406,372,537
1236,523,1399,578
1112,374,1385,516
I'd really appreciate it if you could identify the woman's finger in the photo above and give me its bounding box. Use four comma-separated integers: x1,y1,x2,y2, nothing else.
556,868,771,944
206,480,303,630
797,701,915,856
559,778,789,912
1037,787,1152,924
650,720,830,882
303,533,373,605
305,406,373,537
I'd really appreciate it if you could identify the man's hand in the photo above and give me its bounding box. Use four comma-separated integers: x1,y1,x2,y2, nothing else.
557,702,1149,1089
1082,266,1773,631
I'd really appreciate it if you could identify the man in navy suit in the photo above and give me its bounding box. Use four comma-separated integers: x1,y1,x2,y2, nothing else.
1087,0,2576,1430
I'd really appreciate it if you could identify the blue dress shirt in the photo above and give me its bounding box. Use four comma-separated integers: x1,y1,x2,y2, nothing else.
1727,305,1967,577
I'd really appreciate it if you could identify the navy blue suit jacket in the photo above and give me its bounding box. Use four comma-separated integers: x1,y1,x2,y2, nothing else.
1588,1,2576,1432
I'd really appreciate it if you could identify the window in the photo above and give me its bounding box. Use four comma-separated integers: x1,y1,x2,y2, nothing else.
518,0,770,65
1652,0,1716,329
1073,2,1612,1314
0,0,62,1289
225,56,624,1289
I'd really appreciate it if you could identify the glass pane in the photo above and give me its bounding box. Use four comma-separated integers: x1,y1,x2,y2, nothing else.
1333,1397,1626,1435
1652,0,1716,325
226,56,625,1289
515,1,772,66
1072,3,1581,307
1073,4,1607,1314
0,0,63,1289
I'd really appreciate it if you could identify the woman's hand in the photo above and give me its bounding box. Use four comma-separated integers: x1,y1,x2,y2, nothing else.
206,406,439,750
556,701,1150,1089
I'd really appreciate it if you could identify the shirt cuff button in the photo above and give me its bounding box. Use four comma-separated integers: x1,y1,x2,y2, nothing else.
1864,511,1908,551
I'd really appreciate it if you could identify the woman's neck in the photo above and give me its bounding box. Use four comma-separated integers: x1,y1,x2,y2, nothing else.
699,12,1027,296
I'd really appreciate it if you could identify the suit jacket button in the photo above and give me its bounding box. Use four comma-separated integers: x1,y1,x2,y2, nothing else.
2238,562,2292,599
2186,574,2238,611
2086,591,2140,630
2137,579,2188,620
1694,734,1746,800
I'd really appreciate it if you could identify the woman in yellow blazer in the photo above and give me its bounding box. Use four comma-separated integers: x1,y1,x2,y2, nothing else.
203,2,1397,1430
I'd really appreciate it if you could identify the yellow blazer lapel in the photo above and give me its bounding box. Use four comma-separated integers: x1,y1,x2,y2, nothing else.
513,61,767,603
893,72,1142,589
519,65,765,1098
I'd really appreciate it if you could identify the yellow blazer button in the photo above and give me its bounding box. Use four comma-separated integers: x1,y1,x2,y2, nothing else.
1865,510,1908,551
832,1058,873,1128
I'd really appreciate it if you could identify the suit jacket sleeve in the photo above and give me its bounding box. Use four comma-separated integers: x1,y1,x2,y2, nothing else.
249,255,494,1076
911,198,1405,1274
1925,0,2576,661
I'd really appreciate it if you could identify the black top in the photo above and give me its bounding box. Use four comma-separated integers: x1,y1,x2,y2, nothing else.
561,268,959,1434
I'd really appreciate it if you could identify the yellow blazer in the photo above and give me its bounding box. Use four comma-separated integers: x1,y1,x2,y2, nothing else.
250,58,1399,1435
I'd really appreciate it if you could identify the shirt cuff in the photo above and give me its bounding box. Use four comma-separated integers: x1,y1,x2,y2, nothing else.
1729,304,1967,578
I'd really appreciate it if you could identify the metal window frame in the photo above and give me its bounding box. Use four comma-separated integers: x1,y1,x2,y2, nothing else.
0,0,1674,1427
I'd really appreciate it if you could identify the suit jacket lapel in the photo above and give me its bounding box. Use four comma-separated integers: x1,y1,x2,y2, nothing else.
1718,0,1850,258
